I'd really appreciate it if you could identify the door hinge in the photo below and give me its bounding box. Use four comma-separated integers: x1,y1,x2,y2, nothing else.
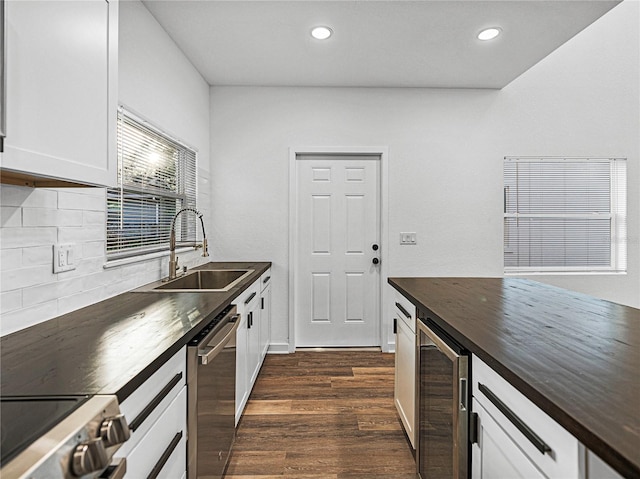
393,317,397,335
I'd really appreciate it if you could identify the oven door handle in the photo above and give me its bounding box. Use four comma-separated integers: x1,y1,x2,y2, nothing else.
198,315,240,365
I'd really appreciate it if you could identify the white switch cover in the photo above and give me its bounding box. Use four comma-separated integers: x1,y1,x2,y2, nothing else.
400,232,417,245
53,244,76,273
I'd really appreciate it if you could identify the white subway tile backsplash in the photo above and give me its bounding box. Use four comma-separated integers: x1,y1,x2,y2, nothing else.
0,227,57,249
22,246,53,266
1,265,55,291
83,241,105,259
58,190,106,212
23,208,83,227
1,249,22,271
1,290,22,313
0,185,58,208
0,168,210,335
1,207,22,227
58,226,105,244
58,288,107,317
83,210,105,225
0,299,58,336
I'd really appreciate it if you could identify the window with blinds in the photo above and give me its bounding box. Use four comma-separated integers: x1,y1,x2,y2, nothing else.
504,157,626,273
107,110,197,259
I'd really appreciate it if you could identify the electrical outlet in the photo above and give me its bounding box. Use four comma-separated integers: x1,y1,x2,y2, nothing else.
53,244,76,273
400,232,417,245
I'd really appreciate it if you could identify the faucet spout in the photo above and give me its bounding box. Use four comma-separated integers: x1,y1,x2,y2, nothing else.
168,207,209,280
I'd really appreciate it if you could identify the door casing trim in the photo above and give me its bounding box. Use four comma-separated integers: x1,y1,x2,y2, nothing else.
288,146,390,353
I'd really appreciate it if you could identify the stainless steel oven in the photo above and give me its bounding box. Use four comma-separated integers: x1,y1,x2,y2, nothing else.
0,395,130,479
187,305,239,479
417,312,470,479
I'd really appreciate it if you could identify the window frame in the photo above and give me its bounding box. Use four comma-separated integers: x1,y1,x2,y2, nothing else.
503,156,627,275
106,107,198,261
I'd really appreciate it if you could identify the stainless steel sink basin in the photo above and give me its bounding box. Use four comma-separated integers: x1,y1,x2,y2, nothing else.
137,269,254,292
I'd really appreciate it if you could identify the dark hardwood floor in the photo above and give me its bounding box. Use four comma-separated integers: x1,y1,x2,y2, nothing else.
225,350,416,479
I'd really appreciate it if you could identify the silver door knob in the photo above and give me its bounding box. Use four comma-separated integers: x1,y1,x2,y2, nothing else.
72,438,108,476
100,414,131,447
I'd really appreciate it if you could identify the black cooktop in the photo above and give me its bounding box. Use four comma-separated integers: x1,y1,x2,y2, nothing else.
0,396,89,465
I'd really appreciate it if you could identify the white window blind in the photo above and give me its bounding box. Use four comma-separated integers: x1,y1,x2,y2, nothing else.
504,157,626,273
107,110,197,259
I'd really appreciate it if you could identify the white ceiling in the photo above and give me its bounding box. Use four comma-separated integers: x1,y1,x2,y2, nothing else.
142,0,620,89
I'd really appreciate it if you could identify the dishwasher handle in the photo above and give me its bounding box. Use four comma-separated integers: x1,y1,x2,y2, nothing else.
198,315,240,365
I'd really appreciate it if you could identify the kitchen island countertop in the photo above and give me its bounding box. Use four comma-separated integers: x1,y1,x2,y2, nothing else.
0,261,271,402
388,277,639,478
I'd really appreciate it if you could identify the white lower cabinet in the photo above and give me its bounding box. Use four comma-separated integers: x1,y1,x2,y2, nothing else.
117,347,187,478
393,290,416,448
235,269,272,425
471,354,579,479
472,401,546,479
126,387,187,478
260,272,272,359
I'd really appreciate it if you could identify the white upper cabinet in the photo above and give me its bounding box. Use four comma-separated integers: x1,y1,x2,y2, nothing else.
1,0,118,187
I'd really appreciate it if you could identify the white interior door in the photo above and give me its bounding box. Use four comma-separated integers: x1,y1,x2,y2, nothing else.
295,154,381,347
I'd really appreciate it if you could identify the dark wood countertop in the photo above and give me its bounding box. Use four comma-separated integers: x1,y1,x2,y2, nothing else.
0,261,271,402
388,277,640,479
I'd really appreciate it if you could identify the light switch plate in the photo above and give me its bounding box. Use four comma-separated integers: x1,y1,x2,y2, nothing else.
53,244,76,273
400,232,417,245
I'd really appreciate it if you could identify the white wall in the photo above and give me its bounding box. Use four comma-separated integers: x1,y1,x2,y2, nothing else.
0,0,211,335
209,1,639,351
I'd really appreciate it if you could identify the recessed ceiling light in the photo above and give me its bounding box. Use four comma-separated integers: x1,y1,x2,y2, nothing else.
477,27,501,41
311,26,333,40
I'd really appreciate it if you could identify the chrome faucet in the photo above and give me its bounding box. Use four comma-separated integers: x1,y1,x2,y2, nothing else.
168,208,209,280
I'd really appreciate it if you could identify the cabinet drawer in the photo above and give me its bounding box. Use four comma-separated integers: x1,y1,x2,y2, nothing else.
234,279,261,315
473,401,545,478
119,348,186,455
125,385,187,478
472,354,579,478
394,290,415,333
260,268,272,292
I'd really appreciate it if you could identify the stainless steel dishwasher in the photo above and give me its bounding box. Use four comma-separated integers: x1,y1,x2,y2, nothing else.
187,305,239,479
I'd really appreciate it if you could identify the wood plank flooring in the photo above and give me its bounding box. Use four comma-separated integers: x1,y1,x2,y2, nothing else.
225,351,416,479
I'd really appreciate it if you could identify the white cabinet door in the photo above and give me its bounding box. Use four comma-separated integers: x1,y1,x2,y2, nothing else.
393,291,415,448
2,0,117,187
125,386,187,479
235,311,249,426
246,292,262,386
394,308,415,448
235,279,261,425
259,274,272,358
473,402,545,479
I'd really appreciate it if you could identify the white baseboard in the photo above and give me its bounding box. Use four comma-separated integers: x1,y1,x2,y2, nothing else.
385,341,396,354
267,342,290,354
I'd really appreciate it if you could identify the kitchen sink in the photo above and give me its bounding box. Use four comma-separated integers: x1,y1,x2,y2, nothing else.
137,269,255,292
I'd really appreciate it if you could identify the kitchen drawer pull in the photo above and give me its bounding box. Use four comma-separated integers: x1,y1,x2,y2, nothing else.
244,292,257,305
98,458,126,479
146,431,183,479
129,373,183,432
478,383,552,455
263,275,271,284
395,302,411,319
